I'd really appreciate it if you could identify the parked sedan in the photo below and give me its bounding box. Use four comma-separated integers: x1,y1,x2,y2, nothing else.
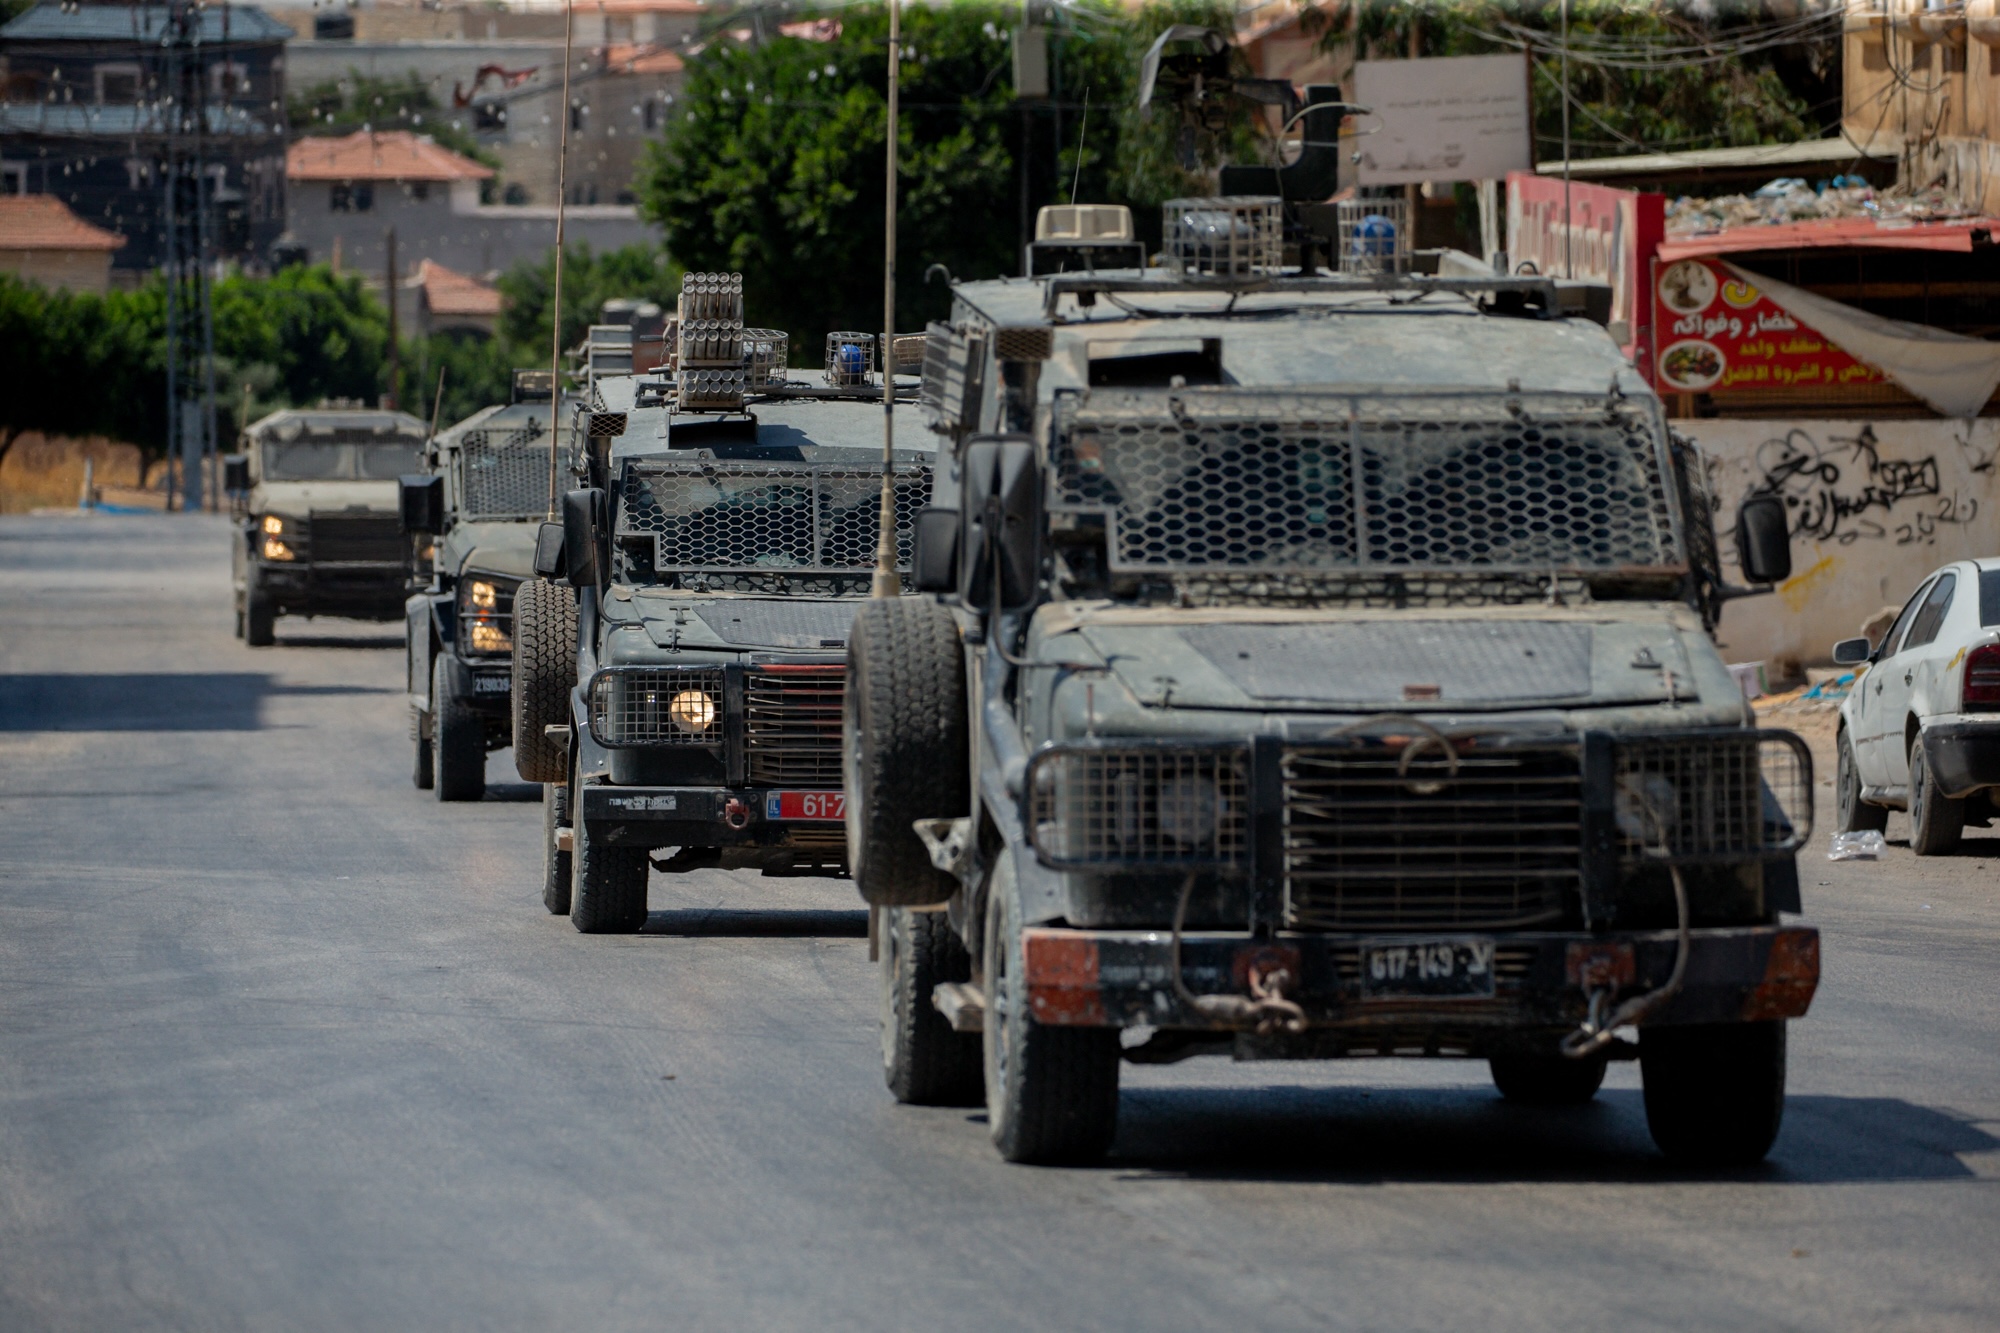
1833,558,2000,853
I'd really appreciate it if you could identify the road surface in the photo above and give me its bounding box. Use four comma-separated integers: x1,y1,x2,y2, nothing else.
1,513,1995,1330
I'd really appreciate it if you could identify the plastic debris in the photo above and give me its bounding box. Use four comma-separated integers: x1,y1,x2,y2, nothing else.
1666,176,1978,236
1828,830,1885,861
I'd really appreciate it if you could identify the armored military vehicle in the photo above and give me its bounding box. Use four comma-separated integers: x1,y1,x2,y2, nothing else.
400,371,567,801
224,407,427,645
510,276,934,932
843,199,1821,1167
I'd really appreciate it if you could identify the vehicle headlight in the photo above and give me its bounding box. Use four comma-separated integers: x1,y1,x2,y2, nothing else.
261,514,285,535
668,688,717,733
468,621,512,653
1027,746,1246,868
469,579,499,609
262,537,295,560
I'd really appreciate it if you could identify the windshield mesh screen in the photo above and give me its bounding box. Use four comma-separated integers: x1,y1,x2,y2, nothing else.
1050,391,1678,574
459,427,555,519
619,461,932,571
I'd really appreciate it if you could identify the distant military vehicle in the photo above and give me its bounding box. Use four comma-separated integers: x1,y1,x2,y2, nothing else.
224,407,428,645
842,200,1821,1167
400,371,566,800
509,275,933,932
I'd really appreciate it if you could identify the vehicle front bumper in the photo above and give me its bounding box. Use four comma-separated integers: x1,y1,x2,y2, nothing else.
254,561,411,617
577,784,847,852
1923,720,2000,798
1020,924,1818,1051
438,652,514,716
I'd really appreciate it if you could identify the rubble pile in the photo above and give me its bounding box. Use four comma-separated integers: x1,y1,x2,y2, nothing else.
1665,176,1978,235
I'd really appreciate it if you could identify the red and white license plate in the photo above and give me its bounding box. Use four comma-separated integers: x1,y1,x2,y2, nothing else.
765,791,845,822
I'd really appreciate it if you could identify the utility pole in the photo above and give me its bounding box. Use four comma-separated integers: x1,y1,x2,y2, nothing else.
384,226,399,410
159,0,217,514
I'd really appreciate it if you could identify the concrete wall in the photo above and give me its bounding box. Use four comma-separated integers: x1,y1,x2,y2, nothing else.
1688,417,2000,667
0,248,114,295
288,178,657,315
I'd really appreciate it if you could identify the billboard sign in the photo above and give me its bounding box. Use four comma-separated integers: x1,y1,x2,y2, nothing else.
1353,55,1533,186
1654,258,1884,395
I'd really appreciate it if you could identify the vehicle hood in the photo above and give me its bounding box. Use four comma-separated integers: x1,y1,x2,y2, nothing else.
1034,603,1711,713
442,520,540,581
253,481,399,515
618,589,862,654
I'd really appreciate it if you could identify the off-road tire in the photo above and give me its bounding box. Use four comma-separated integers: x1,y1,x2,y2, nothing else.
844,598,968,908
881,908,983,1106
1835,726,1887,834
432,656,486,802
243,581,275,647
512,579,577,783
1489,1052,1608,1105
1641,1020,1786,1167
1908,734,1963,856
543,781,572,915
569,788,648,933
983,854,1120,1164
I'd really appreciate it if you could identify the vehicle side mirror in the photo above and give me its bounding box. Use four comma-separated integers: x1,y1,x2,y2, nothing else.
959,436,1040,611
912,508,958,593
563,487,604,588
222,454,250,493
1735,493,1791,585
399,474,443,534
1831,637,1873,666
533,520,567,579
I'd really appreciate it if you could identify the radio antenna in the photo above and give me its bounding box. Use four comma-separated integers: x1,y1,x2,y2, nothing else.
547,0,576,520
871,0,903,599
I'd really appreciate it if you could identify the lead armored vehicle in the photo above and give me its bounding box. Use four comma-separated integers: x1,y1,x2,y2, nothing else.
844,200,1821,1166
225,407,427,645
400,372,567,800
511,277,933,932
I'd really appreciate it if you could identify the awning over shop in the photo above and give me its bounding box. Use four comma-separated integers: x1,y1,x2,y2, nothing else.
1659,217,1994,261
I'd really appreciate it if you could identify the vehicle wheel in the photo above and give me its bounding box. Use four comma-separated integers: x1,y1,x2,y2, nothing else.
432,656,486,802
1641,1021,1786,1167
844,598,968,908
512,579,578,783
881,908,983,1106
243,581,275,647
543,781,572,915
983,852,1119,1164
1908,734,1963,856
413,732,434,790
570,789,648,933
1835,726,1888,833
1489,1052,1608,1105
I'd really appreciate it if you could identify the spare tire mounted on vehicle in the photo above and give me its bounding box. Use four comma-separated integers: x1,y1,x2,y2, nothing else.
512,578,578,784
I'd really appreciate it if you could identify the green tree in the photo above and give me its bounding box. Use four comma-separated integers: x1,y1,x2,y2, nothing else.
498,242,683,353
635,1,1260,351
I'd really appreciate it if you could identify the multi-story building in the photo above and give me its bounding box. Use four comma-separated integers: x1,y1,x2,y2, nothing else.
0,2,290,276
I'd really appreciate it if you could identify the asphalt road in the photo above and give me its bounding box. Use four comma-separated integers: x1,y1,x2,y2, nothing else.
2,512,1996,1332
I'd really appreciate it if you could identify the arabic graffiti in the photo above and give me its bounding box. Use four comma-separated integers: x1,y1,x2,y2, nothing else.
1751,425,1981,547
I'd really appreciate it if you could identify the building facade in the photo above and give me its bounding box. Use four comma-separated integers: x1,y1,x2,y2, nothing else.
0,2,290,274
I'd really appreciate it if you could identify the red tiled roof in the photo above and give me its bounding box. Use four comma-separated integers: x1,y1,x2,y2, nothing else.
287,131,493,183
412,259,502,317
604,42,685,74
0,195,125,252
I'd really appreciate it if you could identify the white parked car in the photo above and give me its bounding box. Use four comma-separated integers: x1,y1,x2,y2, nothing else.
1833,558,2000,853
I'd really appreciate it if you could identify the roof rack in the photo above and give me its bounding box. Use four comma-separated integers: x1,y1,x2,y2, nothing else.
1037,272,1567,321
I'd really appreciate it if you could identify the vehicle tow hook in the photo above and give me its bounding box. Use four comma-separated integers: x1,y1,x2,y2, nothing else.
723,798,750,830
1185,962,1308,1036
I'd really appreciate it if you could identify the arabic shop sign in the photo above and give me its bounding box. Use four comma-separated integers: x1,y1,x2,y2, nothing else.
1655,258,1882,394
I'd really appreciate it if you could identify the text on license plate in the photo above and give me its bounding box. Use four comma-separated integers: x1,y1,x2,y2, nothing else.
766,791,845,821
472,674,512,695
1359,937,1497,1000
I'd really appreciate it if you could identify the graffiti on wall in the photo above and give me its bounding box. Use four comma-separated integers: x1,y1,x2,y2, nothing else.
1750,424,1984,548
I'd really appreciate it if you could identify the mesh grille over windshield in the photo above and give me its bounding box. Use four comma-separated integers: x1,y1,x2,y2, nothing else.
458,426,555,520
618,461,932,573
1049,390,1680,575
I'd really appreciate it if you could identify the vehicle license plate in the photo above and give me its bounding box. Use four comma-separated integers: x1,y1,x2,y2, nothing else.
766,791,845,822
472,673,511,695
1359,937,1497,1000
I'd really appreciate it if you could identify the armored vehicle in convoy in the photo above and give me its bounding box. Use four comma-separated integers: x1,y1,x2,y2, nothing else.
400,372,567,801
224,408,428,645
843,199,1821,1166
510,277,933,932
